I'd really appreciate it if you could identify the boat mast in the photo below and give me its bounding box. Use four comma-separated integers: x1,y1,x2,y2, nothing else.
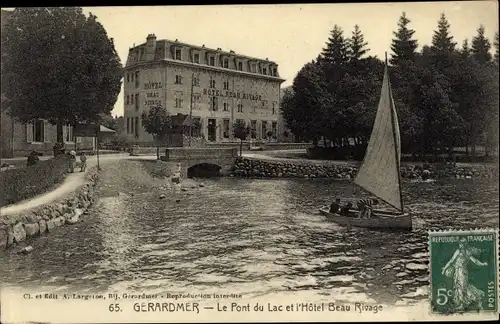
385,52,404,213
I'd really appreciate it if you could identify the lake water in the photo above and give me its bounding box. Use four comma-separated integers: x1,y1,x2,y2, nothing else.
1,163,498,307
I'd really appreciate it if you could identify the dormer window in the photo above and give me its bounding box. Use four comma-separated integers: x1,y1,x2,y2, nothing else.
262,67,267,75
273,67,277,76
223,58,229,68
209,56,215,66
175,48,182,60
251,63,257,73
238,62,243,71
193,53,200,64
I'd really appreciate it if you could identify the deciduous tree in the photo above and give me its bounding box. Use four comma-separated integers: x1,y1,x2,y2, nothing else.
141,106,172,160
233,120,250,156
1,8,123,143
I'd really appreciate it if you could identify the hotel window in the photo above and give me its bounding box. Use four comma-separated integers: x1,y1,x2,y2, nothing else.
126,95,129,105
192,94,201,109
126,118,130,133
238,62,243,71
64,125,74,142
26,119,46,143
193,77,200,87
130,94,134,105
175,49,182,60
262,67,267,75
209,56,215,66
223,58,229,68
210,96,218,111
175,75,183,84
135,71,140,88
193,53,200,64
135,94,139,111
272,102,276,115
272,121,277,138
127,73,130,83
250,120,257,139
223,119,230,138
237,103,243,113
210,79,216,89
262,121,268,139
223,102,229,112
131,73,134,82
262,100,267,107
223,81,229,90
175,92,183,108
251,64,257,73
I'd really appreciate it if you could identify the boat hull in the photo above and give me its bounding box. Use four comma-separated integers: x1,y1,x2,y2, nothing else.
319,207,412,231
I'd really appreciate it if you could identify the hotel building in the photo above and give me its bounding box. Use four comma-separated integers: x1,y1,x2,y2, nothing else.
123,34,286,144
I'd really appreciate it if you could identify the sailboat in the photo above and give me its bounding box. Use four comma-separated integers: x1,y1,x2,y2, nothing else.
319,53,412,231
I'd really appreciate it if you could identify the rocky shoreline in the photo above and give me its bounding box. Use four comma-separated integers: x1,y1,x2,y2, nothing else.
0,167,100,250
231,157,498,180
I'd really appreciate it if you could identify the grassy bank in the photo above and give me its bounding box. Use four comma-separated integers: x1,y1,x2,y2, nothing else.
0,156,70,207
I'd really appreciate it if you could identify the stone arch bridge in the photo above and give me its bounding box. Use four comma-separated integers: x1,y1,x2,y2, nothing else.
160,147,239,177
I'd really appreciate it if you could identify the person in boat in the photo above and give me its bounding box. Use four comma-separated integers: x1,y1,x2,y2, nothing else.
329,198,341,214
340,202,353,216
357,198,379,219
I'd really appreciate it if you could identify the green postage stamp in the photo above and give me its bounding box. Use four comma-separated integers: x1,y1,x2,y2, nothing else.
429,228,499,315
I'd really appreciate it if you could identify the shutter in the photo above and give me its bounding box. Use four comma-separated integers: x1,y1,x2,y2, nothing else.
26,122,33,142
43,120,49,142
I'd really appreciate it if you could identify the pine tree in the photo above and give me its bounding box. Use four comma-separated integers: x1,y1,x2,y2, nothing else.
460,39,472,60
320,25,349,66
430,13,456,62
471,25,492,64
348,25,369,61
390,12,418,66
494,32,499,64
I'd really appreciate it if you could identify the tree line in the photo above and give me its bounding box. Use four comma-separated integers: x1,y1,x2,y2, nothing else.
281,12,499,159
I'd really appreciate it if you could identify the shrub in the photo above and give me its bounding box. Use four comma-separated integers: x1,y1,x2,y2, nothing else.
0,155,70,207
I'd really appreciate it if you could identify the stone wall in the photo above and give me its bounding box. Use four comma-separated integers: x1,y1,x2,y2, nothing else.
0,167,100,250
231,157,499,180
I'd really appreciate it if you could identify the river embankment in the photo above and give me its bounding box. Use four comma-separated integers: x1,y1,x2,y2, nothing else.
0,158,205,251
0,167,100,250
231,156,499,179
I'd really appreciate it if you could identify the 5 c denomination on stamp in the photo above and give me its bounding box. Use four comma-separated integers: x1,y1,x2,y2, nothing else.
429,228,499,315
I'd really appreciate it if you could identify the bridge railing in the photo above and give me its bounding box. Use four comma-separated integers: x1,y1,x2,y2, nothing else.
163,147,238,161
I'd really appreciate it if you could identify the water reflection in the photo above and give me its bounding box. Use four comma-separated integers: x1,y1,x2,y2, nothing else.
0,173,498,306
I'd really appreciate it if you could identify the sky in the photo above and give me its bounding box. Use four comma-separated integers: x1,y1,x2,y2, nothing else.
5,2,499,117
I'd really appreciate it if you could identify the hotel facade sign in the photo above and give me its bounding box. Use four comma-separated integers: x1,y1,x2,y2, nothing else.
202,88,262,101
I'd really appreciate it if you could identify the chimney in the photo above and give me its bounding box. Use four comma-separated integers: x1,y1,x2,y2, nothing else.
144,33,157,61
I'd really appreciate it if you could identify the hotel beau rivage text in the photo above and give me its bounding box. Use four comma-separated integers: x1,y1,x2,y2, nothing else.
123,34,286,144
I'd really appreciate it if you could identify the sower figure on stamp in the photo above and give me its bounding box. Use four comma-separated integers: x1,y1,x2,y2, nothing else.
441,239,488,311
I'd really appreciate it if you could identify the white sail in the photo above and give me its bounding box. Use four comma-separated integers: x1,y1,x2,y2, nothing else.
354,62,403,212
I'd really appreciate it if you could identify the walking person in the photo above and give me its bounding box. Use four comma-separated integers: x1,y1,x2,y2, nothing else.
26,150,39,167
79,152,87,172
69,150,77,173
